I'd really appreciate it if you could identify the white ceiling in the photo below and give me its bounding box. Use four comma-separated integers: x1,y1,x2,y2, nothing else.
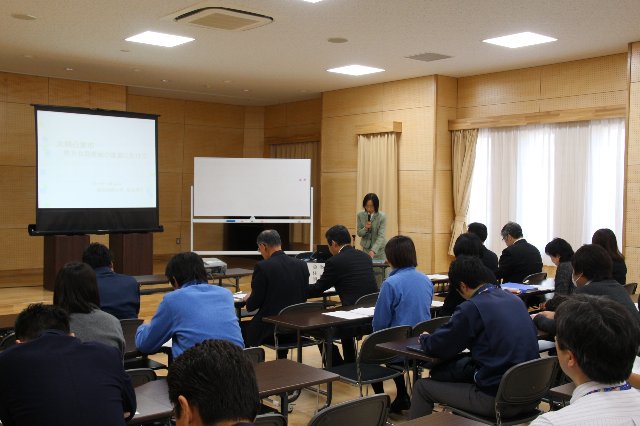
1,0,640,106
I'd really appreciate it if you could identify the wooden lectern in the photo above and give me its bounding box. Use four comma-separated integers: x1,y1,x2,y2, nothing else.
109,233,153,276
43,234,90,291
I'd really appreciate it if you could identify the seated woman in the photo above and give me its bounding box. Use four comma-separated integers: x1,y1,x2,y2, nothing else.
440,233,497,316
544,237,574,295
53,262,125,354
592,228,626,285
371,235,434,414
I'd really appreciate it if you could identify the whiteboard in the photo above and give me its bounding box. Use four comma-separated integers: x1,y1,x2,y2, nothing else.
194,157,311,217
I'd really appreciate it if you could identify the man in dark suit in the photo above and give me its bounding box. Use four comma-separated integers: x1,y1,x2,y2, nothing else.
242,229,309,358
82,242,140,319
467,222,499,275
309,224,378,364
496,221,543,283
0,303,136,426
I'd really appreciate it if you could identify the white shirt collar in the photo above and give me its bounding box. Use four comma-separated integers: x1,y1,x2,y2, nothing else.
570,381,627,404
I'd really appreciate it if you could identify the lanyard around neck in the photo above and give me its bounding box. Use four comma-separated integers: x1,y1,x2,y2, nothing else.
583,382,632,397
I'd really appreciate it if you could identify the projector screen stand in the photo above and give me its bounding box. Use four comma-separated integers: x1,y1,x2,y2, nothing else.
43,234,90,291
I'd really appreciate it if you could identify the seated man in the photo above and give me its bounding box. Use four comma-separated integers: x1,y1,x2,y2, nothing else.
242,229,309,358
82,242,140,320
0,304,136,426
136,252,244,359
409,256,539,420
167,339,259,426
531,295,640,425
308,224,378,364
467,222,498,274
496,221,543,283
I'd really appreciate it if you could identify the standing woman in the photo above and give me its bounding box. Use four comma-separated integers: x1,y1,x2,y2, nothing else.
592,228,626,285
356,193,387,260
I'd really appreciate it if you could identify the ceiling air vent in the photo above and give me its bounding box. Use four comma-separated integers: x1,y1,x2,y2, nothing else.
174,7,273,31
406,52,452,63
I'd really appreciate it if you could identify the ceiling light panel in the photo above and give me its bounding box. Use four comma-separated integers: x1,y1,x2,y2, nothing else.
125,31,194,47
327,65,385,76
483,32,557,48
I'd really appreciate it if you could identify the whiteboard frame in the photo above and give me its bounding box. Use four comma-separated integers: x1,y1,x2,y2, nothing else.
190,185,314,256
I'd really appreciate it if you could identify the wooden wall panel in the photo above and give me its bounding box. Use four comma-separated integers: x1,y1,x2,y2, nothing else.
0,229,43,270
3,103,35,166
625,165,640,247
265,104,286,128
632,42,640,83
244,128,264,158
539,91,626,112
436,106,455,170
0,73,8,101
182,222,225,251
245,106,265,129
384,107,434,171
458,68,541,107
321,113,381,173
184,101,244,128
398,170,432,234
6,74,48,104
434,170,453,234
158,122,184,173
628,82,640,167
158,172,182,223
182,125,244,173
49,78,91,107
90,83,127,111
0,166,35,228
90,234,109,246
154,221,182,254
402,232,432,274
382,76,435,111
181,173,194,222
323,85,385,118
265,126,287,140
286,98,322,126
433,233,453,273
437,75,458,108
320,172,357,229
457,101,540,119
540,54,627,99
127,95,185,124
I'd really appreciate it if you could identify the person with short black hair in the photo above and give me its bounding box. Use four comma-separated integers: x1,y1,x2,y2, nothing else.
309,224,378,364
136,252,244,359
409,256,539,420
371,235,434,413
168,339,259,426
496,221,542,283
82,242,140,320
0,303,136,426
53,261,125,353
242,230,309,358
544,238,574,295
531,295,640,425
533,244,640,336
592,228,626,285
467,222,498,274
356,193,387,259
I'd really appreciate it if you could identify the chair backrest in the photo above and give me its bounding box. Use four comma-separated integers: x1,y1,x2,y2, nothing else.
275,301,325,336
307,394,389,426
354,292,379,307
254,413,287,426
358,325,411,365
623,282,638,295
495,356,558,418
244,346,265,365
126,368,157,387
412,316,451,337
0,332,16,351
120,318,144,357
522,272,547,284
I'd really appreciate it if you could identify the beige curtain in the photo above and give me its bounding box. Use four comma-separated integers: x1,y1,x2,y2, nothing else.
356,133,399,246
270,141,319,247
448,129,479,255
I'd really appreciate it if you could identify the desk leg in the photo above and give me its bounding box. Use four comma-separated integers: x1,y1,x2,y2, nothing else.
280,392,289,421
323,327,335,408
296,330,302,363
234,277,240,292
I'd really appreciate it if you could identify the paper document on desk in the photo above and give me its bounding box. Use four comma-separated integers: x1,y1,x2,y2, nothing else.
323,287,336,294
162,338,172,348
323,310,370,319
431,300,444,307
233,292,246,301
350,307,375,316
427,274,448,280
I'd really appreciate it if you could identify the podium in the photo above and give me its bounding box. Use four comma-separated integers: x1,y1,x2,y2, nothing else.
109,233,153,276
43,235,90,291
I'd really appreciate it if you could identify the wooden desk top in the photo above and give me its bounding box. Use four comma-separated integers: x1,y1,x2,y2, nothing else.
133,274,168,286
376,337,441,364
402,411,486,425
263,306,372,331
254,359,339,397
211,268,254,279
0,314,17,330
548,382,576,401
128,380,172,425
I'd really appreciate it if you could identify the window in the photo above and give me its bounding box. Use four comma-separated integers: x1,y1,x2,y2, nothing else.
467,118,625,263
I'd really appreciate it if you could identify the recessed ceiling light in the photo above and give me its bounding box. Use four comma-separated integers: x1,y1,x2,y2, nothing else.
125,31,194,48
23,54,34,59
243,89,250,92
302,0,323,3
120,49,130,53
65,67,73,71
328,37,348,44
223,80,232,84
327,65,385,76
483,31,557,48
11,13,36,21
132,68,141,72
161,79,169,83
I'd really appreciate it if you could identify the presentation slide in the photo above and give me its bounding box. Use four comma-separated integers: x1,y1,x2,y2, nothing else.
37,110,157,209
